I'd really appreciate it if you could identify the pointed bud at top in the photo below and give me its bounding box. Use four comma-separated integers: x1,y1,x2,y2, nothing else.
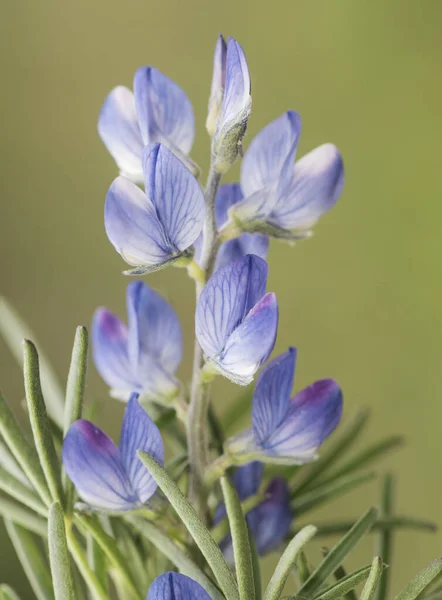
206,34,227,138
212,37,252,174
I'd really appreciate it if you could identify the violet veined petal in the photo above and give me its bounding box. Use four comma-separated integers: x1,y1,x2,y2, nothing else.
220,292,278,384
97,86,144,182
119,396,164,504
252,348,297,445
143,143,205,251
195,255,268,358
270,143,344,231
62,420,136,511
215,183,243,228
147,572,211,600
206,34,227,137
241,110,302,198
261,378,343,462
104,176,174,267
92,308,138,392
134,67,195,154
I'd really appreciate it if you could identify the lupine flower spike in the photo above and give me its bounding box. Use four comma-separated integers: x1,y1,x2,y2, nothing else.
92,280,182,402
62,395,164,511
147,573,211,600
98,66,197,181
223,110,344,238
225,347,343,464
214,461,292,561
105,142,205,274
196,254,278,384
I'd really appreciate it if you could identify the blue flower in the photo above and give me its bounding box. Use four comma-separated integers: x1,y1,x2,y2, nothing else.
196,254,278,385
92,280,182,402
105,143,205,274
214,462,292,560
147,572,211,600
206,34,227,137
225,348,343,464
212,37,252,173
98,67,195,182
215,183,269,271
62,395,163,512
225,110,344,235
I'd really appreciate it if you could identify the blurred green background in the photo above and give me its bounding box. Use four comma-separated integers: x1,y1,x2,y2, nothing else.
1,0,442,595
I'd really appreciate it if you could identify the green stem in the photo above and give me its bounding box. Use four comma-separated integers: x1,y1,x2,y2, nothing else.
186,165,222,516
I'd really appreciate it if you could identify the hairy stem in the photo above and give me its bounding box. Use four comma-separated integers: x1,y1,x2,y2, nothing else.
186,166,221,516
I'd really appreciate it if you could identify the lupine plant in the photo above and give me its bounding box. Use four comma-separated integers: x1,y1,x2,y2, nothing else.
0,34,441,600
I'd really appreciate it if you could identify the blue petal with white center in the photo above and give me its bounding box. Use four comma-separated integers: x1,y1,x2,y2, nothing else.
147,572,211,600
196,255,277,384
92,281,182,401
62,396,163,512
215,183,269,270
134,67,195,154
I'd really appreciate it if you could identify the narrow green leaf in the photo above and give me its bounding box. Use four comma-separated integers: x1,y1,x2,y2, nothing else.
297,507,378,598
23,340,64,506
0,585,22,600
264,525,317,600
0,296,64,428
112,520,147,596
128,517,224,600
311,564,381,600
66,529,108,600
220,476,255,600
0,390,51,504
165,452,189,480
0,439,30,487
5,519,54,600
375,475,394,600
249,527,262,600
291,471,375,515
48,502,75,600
394,558,442,600
296,551,311,585
86,532,109,595
290,409,370,491
62,326,88,515
209,405,224,453
211,492,266,543
0,497,47,537
0,465,48,516
321,547,356,600
318,437,404,487
361,557,384,600
292,515,437,537
75,514,142,600
138,451,240,600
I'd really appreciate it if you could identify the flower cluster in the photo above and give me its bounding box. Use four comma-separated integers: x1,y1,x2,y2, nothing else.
59,33,347,597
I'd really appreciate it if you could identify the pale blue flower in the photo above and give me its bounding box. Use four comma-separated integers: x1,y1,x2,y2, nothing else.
147,573,210,600
98,67,195,182
226,110,344,235
196,254,278,385
62,395,163,512
226,348,343,464
206,34,227,137
105,143,205,274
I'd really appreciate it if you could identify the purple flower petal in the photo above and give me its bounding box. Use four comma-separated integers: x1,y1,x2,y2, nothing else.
261,378,343,462
231,461,263,500
215,233,269,271
143,144,205,251
133,67,195,154
215,183,243,228
104,176,173,267
271,143,344,231
147,572,211,600
241,110,302,198
92,309,137,392
196,255,269,359
220,292,278,384
252,348,297,445
97,86,144,182
207,35,227,136
62,421,136,511
119,396,164,504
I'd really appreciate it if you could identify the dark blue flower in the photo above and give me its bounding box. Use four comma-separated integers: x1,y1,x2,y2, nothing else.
98,67,195,182
62,395,163,512
214,462,292,560
195,255,278,385
92,280,182,402
105,143,205,273
225,348,343,463
226,110,344,235
147,572,211,600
